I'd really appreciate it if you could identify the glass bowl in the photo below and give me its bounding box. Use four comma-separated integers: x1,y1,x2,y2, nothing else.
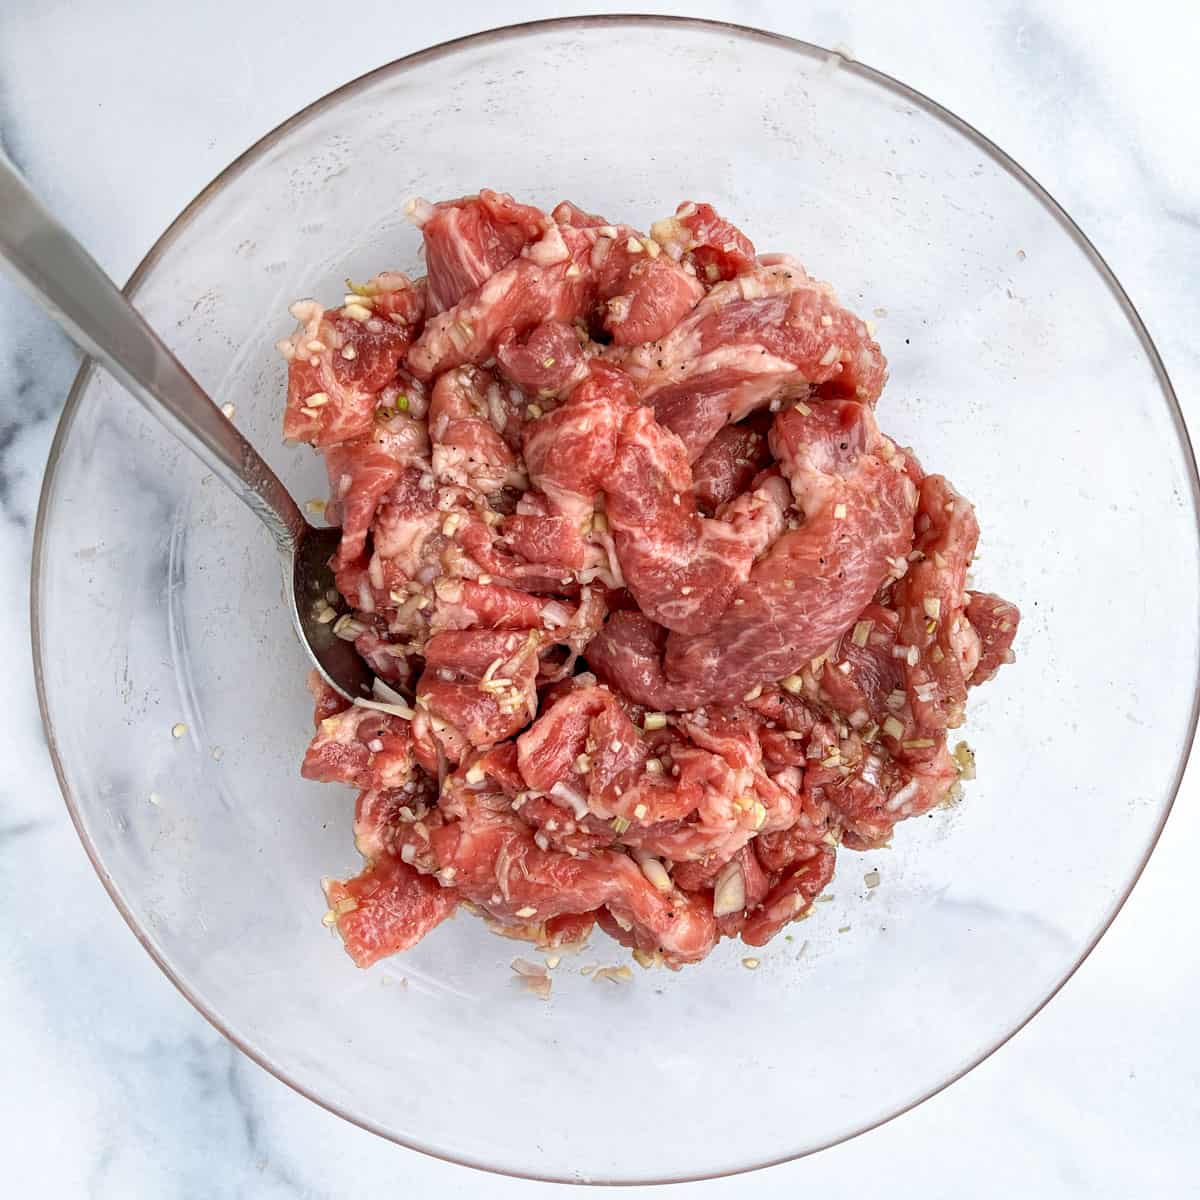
32,15,1199,1185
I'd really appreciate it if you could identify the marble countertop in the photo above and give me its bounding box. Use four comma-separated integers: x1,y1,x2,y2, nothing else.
3,1,1198,1195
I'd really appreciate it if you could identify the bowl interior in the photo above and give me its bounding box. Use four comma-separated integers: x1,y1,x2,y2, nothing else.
34,18,1198,1184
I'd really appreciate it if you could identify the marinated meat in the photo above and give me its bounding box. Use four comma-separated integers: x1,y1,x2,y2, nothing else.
281,278,423,446
650,200,758,282
283,192,1019,972
691,419,772,514
609,262,887,460
417,190,549,314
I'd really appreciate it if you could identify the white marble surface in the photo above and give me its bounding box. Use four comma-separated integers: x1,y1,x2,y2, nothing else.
2,0,1198,1195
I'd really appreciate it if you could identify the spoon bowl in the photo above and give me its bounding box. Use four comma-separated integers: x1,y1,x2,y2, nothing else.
292,524,374,699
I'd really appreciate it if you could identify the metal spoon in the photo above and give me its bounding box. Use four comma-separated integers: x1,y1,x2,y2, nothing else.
0,151,372,700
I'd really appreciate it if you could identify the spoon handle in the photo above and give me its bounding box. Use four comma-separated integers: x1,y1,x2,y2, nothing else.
0,150,306,553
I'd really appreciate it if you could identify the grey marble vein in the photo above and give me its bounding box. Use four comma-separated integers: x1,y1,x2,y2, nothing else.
0,816,52,842
0,75,29,174
224,1048,313,1199
0,304,82,531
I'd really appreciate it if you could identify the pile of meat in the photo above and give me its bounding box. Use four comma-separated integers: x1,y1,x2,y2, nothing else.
280,191,1019,972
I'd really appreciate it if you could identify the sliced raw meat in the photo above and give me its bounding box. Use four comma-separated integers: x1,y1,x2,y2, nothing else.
431,577,557,633
661,401,917,703
368,464,443,582
543,911,597,946
495,320,589,396
611,263,887,459
587,611,711,712
713,846,772,937
515,362,637,578
280,287,420,446
324,856,459,968
599,254,705,347
523,363,635,526
302,703,415,792
407,225,593,380
826,740,960,850
691,420,772,513
501,509,587,571
551,199,608,228
352,627,417,686
429,366,526,495
416,629,542,754
432,795,719,966
966,591,1020,684
605,407,789,635
741,845,835,946
516,685,669,827
354,777,439,861
307,670,350,726
592,401,916,708
892,475,980,743
819,603,905,730
322,412,430,566
650,200,757,282
418,190,548,313
579,219,703,339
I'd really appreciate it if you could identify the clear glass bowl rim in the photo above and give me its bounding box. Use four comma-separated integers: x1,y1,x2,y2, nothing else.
29,13,1200,1185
